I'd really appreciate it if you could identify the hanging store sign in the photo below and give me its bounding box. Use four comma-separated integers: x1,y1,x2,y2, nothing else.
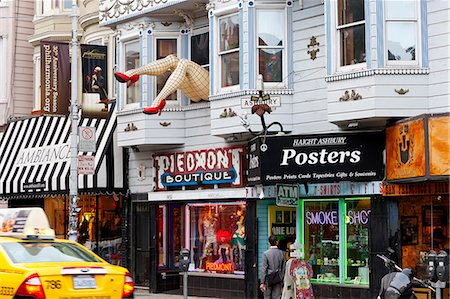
241,96,281,108
40,41,70,115
248,132,384,186
386,114,449,182
153,146,245,190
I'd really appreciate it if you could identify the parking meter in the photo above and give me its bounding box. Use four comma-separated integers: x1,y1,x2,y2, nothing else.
180,248,190,272
427,250,437,281
436,250,448,282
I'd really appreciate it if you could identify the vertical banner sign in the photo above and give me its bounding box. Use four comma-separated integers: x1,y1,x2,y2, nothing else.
80,44,108,118
40,41,70,115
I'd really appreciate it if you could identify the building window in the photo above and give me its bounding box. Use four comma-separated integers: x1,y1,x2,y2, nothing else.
385,0,418,65
303,198,370,285
191,32,209,70
156,39,177,102
257,10,284,84
63,0,72,10
218,14,240,88
337,0,366,67
124,40,140,105
186,202,246,275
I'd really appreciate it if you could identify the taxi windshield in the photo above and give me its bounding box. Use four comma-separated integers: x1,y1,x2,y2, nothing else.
1,242,102,263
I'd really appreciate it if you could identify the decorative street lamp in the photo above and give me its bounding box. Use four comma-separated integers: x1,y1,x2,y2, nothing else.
241,75,286,138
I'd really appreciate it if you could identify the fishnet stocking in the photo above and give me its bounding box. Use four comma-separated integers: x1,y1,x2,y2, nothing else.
124,54,209,107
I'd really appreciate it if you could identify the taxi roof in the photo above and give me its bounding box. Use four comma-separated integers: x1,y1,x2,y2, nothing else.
0,208,55,240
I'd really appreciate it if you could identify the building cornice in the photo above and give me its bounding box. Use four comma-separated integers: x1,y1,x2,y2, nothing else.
325,68,430,82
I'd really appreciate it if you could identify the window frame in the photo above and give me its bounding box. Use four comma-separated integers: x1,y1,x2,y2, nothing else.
255,6,287,88
384,0,420,67
332,0,367,73
301,197,371,286
216,11,241,92
119,34,141,110
36,0,75,16
153,34,180,106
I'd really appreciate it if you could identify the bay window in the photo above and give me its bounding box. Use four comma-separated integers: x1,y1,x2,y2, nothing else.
337,0,366,67
191,32,209,70
257,10,285,84
124,40,140,105
219,14,240,88
156,39,178,102
385,0,418,64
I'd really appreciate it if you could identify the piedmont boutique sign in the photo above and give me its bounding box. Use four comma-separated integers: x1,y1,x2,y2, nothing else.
153,146,245,190
248,132,384,185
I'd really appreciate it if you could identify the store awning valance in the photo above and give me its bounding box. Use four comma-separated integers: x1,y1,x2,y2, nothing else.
0,104,123,197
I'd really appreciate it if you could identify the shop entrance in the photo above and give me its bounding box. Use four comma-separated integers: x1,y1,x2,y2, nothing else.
133,202,151,286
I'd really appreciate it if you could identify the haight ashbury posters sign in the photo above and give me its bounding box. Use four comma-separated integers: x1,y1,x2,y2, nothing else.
248,132,385,186
40,41,70,115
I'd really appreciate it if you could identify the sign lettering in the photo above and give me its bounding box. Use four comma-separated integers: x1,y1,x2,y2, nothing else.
154,147,245,190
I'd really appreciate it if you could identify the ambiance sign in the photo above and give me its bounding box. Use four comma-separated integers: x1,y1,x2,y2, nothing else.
248,132,384,185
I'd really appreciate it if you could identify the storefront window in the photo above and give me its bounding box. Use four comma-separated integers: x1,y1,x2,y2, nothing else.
158,204,184,269
344,199,370,285
45,195,123,264
304,200,340,284
268,206,296,260
44,196,67,239
399,196,449,280
187,202,246,275
303,198,370,286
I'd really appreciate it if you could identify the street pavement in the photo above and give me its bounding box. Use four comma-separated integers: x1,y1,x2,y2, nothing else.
134,288,215,299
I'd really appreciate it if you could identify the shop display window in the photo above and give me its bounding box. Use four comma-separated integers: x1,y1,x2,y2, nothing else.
399,196,449,281
268,206,296,260
45,195,123,265
158,204,184,270
303,198,370,286
187,202,246,275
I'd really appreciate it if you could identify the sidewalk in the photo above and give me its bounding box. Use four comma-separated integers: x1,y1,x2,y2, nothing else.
134,288,215,299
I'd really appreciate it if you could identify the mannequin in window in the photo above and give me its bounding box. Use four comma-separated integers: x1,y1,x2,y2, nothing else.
232,210,245,267
114,54,209,115
198,207,218,263
216,230,232,264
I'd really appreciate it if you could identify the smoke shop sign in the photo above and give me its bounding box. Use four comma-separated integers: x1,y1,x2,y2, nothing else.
306,209,371,225
154,146,245,190
248,132,384,185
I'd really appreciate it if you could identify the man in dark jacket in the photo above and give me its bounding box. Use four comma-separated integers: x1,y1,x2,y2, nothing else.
260,235,286,299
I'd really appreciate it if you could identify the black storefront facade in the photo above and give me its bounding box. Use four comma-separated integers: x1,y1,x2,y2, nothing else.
0,106,128,265
247,131,389,299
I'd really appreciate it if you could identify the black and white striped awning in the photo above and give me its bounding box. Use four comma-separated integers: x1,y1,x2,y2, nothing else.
0,104,124,198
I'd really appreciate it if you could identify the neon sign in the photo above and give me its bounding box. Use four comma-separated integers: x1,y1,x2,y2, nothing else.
205,262,234,273
306,209,370,225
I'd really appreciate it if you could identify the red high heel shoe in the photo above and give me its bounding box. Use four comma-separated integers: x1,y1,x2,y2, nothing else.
143,99,166,116
114,72,140,88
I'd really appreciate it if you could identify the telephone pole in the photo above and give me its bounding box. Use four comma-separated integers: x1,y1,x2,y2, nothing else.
68,0,79,242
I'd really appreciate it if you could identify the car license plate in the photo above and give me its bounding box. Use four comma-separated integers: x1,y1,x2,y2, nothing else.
73,275,97,289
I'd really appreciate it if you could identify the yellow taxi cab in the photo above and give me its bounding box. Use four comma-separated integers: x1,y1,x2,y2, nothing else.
0,207,134,299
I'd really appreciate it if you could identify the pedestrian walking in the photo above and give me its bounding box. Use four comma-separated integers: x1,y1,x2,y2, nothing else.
260,235,286,299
